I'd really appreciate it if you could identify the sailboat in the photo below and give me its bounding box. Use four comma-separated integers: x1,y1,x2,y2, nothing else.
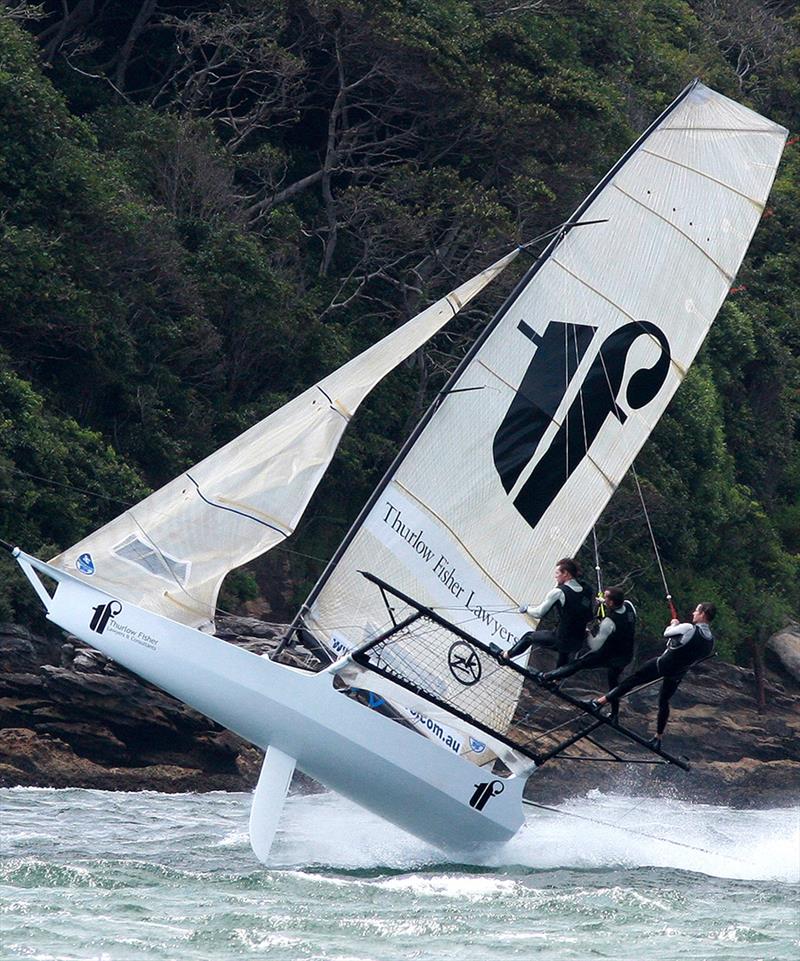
8,80,787,860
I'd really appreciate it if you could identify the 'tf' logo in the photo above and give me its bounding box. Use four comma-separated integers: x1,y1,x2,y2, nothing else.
89,600,122,634
493,320,671,529
469,779,505,811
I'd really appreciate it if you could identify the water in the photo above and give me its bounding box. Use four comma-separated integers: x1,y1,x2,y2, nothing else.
1,788,797,960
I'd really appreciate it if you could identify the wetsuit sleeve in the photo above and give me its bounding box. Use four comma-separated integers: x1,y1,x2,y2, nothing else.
524,587,563,619
663,622,694,650
588,616,615,652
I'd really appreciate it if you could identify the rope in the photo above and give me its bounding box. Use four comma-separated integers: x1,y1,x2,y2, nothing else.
521,798,750,864
593,346,676,618
2,465,136,507
630,464,678,619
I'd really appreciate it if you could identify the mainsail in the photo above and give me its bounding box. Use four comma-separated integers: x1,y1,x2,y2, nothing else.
50,250,519,630
299,82,788,739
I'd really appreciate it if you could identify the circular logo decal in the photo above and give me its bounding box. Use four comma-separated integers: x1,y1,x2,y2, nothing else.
76,553,95,575
447,641,482,686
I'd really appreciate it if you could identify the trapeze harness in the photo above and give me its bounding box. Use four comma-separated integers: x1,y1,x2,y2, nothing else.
547,599,636,687
509,579,594,667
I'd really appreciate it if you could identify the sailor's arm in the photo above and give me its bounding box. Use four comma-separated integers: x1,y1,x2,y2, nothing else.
587,616,615,652
663,621,694,649
519,587,563,619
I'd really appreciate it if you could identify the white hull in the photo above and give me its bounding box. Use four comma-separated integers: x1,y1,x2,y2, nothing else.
17,553,526,857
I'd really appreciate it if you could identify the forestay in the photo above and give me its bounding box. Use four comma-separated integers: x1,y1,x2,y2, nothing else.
301,82,788,738
50,250,519,631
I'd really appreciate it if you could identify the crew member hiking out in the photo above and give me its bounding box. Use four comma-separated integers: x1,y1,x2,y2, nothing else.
589,602,716,749
534,586,635,714
499,558,594,668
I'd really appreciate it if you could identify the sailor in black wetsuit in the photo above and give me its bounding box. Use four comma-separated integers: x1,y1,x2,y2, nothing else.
536,586,635,711
500,558,594,669
591,602,716,748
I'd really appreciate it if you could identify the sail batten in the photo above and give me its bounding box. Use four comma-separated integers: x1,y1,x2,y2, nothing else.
610,182,736,281
639,146,768,204
392,479,517,602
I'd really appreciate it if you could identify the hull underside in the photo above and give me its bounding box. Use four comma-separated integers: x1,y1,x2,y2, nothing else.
17,554,526,855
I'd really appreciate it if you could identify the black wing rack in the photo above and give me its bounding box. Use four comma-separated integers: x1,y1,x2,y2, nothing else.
352,572,690,772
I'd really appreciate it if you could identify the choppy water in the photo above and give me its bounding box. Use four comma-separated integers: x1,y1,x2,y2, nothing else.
1,787,797,960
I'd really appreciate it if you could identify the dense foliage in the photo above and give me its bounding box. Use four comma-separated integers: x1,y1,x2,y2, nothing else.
0,1,797,661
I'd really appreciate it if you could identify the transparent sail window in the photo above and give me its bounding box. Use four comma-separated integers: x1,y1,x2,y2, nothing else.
112,535,190,585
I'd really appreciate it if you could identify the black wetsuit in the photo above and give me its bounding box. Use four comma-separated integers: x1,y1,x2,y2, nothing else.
547,600,636,688
604,621,714,734
508,580,594,668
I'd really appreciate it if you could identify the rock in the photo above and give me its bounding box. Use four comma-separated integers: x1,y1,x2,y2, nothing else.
0,619,797,808
0,621,280,792
518,652,800,807
0,635,38,673
215,615,280,640
0,623,62,667
71,649,108,673
766,624,800,684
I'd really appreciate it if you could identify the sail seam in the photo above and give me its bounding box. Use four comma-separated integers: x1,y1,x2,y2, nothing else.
655,126,779,133
393,480,516,603
549,259,689,379
610,182,735,283
639,146,765,205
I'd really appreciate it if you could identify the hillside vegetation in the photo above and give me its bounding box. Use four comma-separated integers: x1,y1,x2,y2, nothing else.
0,1,797,663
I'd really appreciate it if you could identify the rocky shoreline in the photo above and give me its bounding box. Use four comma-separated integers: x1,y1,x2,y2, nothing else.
1,619,798,808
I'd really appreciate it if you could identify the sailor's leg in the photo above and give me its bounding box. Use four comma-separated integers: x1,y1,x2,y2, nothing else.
606,662,625,719
503,629,557,660
604,657,661,704
555,647,571,668
546,649,605,681
606,662,624,690
656,676,682,735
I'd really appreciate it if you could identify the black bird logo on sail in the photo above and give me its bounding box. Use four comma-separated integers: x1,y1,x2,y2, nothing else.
493,320,671,530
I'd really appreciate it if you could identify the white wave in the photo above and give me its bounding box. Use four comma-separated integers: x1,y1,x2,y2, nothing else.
376,875,518,899
266,789,800,882
498,790,800,882
2,786,797,883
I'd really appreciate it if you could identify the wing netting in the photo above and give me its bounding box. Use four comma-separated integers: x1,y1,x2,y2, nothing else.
354,612,529,742
350,574,689,768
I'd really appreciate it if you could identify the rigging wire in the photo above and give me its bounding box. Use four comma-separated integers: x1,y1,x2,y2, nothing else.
593,343,677,617
571,323,605,611
3,465,331,567
2,465,136,507
629,463,679,620
521,798,750,865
